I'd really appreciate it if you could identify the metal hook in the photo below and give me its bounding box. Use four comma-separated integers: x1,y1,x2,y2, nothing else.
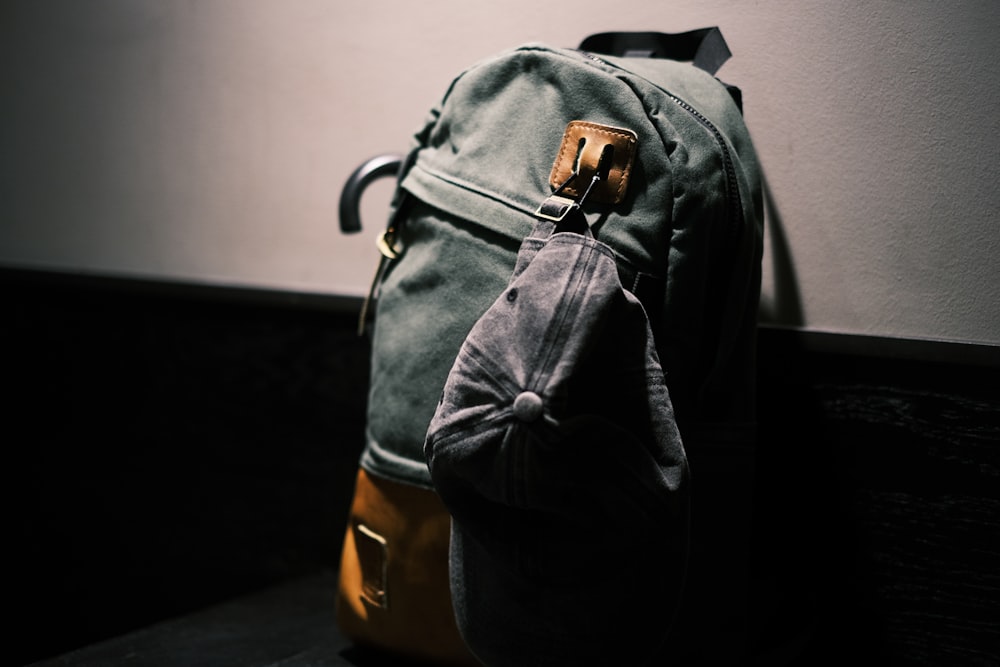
535,143,615,222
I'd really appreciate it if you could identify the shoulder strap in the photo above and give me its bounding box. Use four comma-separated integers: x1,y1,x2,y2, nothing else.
578,28,732,75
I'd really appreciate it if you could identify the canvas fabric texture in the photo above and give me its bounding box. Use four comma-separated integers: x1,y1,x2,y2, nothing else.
363,44,762,489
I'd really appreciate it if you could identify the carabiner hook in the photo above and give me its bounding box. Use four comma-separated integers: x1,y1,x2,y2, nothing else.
534,142,615,222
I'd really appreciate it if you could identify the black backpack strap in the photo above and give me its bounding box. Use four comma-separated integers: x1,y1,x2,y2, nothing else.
579,28,743,114
578,28,732,75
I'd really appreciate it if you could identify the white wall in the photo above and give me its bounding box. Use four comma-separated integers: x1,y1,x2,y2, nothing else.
3,1,998,346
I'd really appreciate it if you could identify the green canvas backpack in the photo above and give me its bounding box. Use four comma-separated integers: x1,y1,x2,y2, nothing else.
337,29,763,666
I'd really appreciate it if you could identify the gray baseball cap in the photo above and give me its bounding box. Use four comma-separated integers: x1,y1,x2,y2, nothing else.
424,216,690,666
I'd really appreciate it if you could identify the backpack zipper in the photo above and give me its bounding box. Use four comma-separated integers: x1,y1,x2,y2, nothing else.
575,48,749,384
663,92,743,241
578,50,744,240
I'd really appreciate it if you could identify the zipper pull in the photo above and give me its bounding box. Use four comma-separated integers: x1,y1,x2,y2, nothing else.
357,227,402,336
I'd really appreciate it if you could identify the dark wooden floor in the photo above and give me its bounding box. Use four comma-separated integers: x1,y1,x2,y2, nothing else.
27,573,443,667
6,269,999,666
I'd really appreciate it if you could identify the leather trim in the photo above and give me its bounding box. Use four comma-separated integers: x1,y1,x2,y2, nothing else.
548,121,638,204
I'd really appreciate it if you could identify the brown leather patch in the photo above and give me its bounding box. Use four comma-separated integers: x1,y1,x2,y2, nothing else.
548,121,638,204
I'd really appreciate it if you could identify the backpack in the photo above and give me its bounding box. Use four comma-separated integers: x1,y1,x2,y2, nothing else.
337,28,763,666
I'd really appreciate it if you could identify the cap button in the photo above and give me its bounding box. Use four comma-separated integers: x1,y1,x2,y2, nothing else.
512,391,544,422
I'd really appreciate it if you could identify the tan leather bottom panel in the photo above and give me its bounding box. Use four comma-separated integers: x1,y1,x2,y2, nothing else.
336,468,479,666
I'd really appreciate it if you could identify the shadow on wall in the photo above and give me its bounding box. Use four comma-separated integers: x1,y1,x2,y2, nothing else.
758,175,804,328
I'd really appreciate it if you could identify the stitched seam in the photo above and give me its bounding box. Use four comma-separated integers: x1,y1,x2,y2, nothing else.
557,121,636,202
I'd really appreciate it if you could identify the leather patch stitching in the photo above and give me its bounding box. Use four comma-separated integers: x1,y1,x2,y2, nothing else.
549,121,638,204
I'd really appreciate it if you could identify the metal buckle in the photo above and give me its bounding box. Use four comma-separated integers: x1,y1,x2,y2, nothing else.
534,194,579,223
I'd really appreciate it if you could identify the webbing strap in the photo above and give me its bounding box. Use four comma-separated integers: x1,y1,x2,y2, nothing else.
578,28,732,75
